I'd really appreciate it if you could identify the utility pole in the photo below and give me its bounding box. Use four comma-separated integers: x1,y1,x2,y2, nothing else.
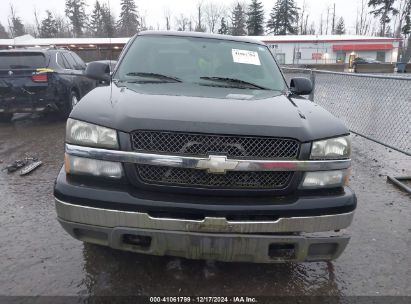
319,13,323,35
332,3,336,34
325,7,330,34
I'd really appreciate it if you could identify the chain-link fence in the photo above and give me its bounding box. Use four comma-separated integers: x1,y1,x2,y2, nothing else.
282,67,411,156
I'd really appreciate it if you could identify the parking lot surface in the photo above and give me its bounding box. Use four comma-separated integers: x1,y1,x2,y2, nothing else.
0,115,410,296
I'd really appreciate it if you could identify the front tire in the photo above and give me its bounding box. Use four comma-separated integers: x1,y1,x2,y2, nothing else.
0,113,13,122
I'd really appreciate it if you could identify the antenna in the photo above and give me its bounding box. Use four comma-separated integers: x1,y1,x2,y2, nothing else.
107,0,113,98
107,0,113,64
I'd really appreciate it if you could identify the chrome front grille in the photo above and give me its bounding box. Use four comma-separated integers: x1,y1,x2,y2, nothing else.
136,165,293,189
131,131,299,190
131,131,300,159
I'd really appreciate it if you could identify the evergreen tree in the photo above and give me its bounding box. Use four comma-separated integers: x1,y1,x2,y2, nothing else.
89,1,104,37
368,0,398,37
246,0,265,36
117,0,140,37
10,17,25,37
101,3,116,37
231,3,247,36
401,0,411,64
403,0,411,35
65,0,87,37
218,17,229,35
335,17,346,34
267,0,299,35
0,22,9,38
55,15,72,38
40,10,58,38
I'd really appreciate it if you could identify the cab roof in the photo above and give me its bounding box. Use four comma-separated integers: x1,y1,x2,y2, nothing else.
138,31,267,46
0,47,63,54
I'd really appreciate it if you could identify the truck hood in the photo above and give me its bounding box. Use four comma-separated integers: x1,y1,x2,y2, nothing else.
71,82,349,142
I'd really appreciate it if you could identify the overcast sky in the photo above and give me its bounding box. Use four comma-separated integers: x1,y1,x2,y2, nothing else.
0,0,366,35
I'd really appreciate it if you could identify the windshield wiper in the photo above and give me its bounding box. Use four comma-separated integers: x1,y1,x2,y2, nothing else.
200,76,270,90
125,72,182,83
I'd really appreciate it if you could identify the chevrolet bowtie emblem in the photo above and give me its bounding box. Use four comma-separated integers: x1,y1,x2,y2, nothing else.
197,155,239,174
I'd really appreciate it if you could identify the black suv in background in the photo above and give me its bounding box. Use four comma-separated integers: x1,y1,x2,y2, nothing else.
0,48,96,122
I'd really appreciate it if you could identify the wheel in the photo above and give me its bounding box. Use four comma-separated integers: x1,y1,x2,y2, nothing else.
0,113,13,122
60,90,79,118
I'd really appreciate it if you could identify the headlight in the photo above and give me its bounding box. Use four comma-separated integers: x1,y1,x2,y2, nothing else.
311,136,351,160
301,170,348,189
66,118,118,149
65,154,123,179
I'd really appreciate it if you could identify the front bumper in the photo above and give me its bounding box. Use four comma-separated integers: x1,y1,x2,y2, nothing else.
54,168,357,218
55,198,354,263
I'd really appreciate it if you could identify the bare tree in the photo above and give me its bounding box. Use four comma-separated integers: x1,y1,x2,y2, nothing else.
25,24,38,38
8,4,26,38
325,6,330,34
331,3,336,34
140,15,147,31
53,12,72,38
164,7,172,30
33,7,41,37
175,14,189,31
204,1,224,33
298,1,311,35
298,0,307,35
303,14,310,35
355,0,372,35
309,21,316,34
319,13,324,35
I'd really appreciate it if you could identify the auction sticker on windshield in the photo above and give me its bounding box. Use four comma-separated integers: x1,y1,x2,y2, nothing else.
232,49,261,66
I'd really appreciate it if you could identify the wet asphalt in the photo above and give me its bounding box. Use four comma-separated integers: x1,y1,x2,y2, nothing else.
0,114,410,296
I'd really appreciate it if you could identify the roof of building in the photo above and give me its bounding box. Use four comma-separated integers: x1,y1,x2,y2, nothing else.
256,35,401,43
0,33,401,47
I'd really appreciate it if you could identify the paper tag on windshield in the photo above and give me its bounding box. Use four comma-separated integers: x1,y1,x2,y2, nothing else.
232,49,261,66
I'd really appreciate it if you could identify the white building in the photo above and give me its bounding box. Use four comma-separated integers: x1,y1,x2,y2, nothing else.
255,35,401,65
0,34,401,65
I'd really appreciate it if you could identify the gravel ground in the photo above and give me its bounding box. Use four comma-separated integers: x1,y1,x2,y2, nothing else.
0,115,410,297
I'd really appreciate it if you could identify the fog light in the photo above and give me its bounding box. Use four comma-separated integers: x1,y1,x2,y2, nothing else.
301,170,346,189
65,154,123,179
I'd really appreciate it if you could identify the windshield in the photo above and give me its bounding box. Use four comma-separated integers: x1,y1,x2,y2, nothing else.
0,52,46,70
115,35,286,91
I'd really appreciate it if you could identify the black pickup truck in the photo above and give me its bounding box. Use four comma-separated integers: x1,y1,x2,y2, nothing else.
54,31,356,263
0,48,96,121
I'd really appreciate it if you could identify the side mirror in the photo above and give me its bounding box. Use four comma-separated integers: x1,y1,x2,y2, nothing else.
85,61,111,82
290,77,313,95
74,64,86,71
